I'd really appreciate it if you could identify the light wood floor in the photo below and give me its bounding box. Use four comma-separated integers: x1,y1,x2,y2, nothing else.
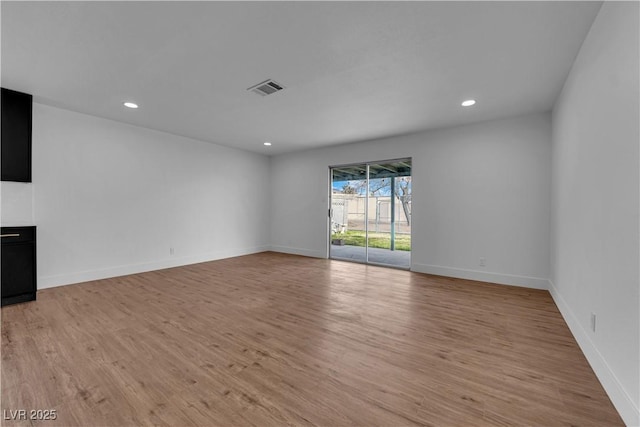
1,252,623,426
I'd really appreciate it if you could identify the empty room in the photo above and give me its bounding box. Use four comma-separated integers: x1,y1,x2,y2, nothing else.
1,1,638,426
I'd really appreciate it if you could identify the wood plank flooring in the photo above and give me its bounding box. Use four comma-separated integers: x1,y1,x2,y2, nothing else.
1,252,623,426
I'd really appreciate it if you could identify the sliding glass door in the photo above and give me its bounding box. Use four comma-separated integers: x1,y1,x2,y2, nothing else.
329,158,411,269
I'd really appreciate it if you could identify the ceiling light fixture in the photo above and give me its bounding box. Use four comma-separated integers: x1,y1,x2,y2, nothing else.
264,142,272,146
123,102,138,109
461,99,476,107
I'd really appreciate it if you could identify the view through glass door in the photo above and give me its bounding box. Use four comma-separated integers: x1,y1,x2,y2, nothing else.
330,158,411,269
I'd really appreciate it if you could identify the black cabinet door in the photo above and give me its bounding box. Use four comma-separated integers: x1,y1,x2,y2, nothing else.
1,88,33,182
1,227,37,306
1,243,36,295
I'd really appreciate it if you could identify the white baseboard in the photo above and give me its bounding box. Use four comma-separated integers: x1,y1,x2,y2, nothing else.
548,280,639,427
411,263,549,290
38,245,270,289
269,245,326,259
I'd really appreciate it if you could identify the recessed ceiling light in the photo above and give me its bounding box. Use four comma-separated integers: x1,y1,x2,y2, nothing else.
461,99,476,107
264,142,272,146
123,102,138,109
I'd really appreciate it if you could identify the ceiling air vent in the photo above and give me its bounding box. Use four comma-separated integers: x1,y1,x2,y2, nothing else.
247,79,285,96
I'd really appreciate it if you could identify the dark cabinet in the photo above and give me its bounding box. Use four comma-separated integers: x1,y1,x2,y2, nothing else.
1,226,36,306
1,88,33,182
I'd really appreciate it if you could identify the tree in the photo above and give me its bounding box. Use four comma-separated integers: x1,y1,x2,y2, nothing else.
395,177,411,226
341,184,357,194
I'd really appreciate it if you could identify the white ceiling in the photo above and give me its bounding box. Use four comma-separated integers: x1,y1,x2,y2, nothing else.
1,1,601,155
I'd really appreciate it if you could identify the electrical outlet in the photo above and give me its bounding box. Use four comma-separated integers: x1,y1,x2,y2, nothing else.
170,247,175,256
590,313,596,332
479,257,486,267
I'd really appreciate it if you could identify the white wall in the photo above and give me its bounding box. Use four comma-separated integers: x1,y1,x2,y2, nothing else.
270,112,552,289
551,2,639,425
0,181,34,225
31,104,270,288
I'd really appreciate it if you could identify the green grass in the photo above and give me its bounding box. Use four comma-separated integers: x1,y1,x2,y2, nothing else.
331,230,411,251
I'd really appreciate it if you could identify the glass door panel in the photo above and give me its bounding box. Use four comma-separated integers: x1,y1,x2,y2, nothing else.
366,162,411,268
330,166,367,263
